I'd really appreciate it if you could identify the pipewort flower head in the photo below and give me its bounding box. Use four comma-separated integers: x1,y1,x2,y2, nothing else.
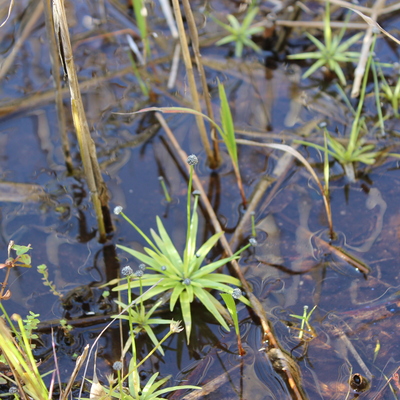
249,237,258,247
113,361,123,371
135,270,144,278
138,263,146,271
121,266,133,276
232,288,243,299
187,154,198,166
113,206,123,215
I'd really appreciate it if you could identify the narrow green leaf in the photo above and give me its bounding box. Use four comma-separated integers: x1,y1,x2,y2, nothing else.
218,81,238,165
180,291,192,342
193,287,229,331
155,216,183,267
221,293,239,335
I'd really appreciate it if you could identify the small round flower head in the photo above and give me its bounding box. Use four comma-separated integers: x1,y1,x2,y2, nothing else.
138,263,146,271
9,387,18,394
249,237,258,247
183,278,191,285
192,190,201,196
121,266,133,276
195,252,201,258
232,288,243,299
161,265,167,271
318,121,327,129
135,270,144,278
113,361,123,371
113,206,123,215
187,154,198,166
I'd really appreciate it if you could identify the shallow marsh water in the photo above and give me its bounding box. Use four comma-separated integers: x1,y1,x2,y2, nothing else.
1,0,400,399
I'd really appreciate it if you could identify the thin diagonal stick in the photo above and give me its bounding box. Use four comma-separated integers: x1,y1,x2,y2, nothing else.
156,112,307,400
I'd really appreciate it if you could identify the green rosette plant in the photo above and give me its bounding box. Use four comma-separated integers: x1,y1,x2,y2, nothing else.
112,155,251,342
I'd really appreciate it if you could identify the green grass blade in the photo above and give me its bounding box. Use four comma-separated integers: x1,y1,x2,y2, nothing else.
170,284,185,311
221,293,239,335
193,287,230,331
218,80,238,165
180,290,192,342
155,216,183,267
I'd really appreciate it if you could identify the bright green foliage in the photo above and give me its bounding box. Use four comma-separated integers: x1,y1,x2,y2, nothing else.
113,299,172,355
0,315,49,399
10,243,32,268
221,293,240,336
114,209,250,342
113,162,251,342
294,35,380,181
218,80,238,166
23,312,40,344
287,2,362,85
214,7,264,57
106,370,198,399
37,264,63,299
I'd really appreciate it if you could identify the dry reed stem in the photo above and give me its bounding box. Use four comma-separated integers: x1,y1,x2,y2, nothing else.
0,0,43,81
181,0,220,168
43,0,73,172
351,0,386,98
53,0,109,241
171,0,215,167
61,344,89,400
156,112,306,400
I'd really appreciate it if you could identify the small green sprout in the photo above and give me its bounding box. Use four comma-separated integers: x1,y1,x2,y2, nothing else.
214,7,264,58
287,2,362,85
290,305,317,340
158,176,172,203
113,298,172,356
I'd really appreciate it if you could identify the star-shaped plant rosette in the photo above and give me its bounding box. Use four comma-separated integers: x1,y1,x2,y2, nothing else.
113,155,251,342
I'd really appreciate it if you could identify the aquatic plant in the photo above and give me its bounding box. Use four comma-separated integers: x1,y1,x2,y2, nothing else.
294,35,379,181
379,65,400,118
112,155,251,342
214,6,264,58
290,305,317,340
0,315,49,400
114,292,172,356
287,2,362,85
100,322,199,399
221,290,245,356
